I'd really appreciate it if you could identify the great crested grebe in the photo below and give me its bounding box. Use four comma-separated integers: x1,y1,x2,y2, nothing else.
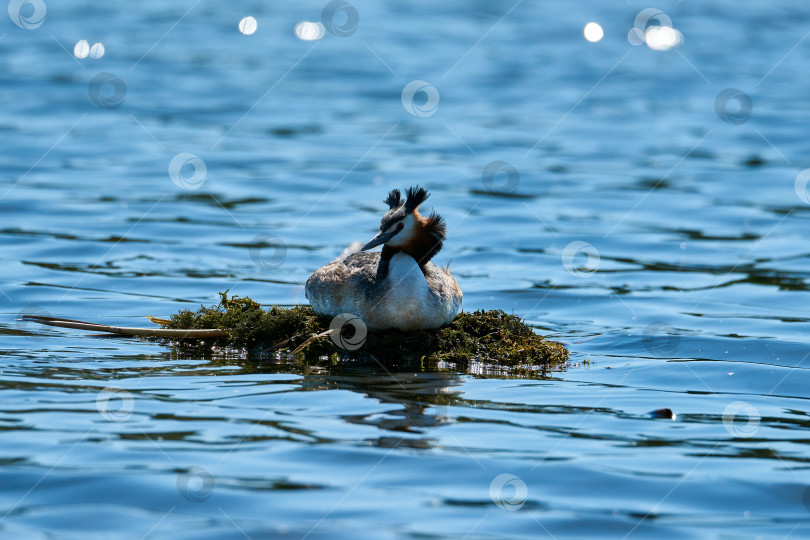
305,186,462,331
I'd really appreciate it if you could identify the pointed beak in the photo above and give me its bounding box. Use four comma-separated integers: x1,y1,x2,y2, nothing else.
361,230,396,251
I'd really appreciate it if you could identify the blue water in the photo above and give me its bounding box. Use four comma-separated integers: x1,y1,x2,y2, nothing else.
2,0,810,538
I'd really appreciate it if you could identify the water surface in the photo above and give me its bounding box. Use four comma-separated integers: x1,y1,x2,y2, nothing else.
2,1,810,538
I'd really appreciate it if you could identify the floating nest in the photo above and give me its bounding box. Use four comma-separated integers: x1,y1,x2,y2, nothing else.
159,292,569,369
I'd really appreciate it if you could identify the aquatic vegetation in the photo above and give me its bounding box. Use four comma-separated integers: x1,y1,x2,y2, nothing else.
162,292,569,368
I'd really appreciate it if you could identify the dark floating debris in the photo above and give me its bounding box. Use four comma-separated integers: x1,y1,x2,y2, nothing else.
22,292,569,370
648,408,676,420
742,155,765,167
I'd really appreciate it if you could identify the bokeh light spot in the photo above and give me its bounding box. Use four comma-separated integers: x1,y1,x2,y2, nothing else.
239,16,257,35
645,25,683,50
74,39,89,59
583,22,604,42
295,21,326,41
89,42,105,59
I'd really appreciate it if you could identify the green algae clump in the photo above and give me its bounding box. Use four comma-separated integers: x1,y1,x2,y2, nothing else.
162,292,568,368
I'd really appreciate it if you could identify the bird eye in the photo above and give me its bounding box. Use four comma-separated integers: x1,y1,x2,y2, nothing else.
396,223,404,231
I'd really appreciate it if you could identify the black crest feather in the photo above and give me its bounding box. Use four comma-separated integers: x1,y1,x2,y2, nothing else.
383,189,402,209
404,186,429,213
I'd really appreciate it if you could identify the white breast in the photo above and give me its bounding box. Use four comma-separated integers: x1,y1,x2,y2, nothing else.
306,251,462,331
382,252,434,327
371,253,460,331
